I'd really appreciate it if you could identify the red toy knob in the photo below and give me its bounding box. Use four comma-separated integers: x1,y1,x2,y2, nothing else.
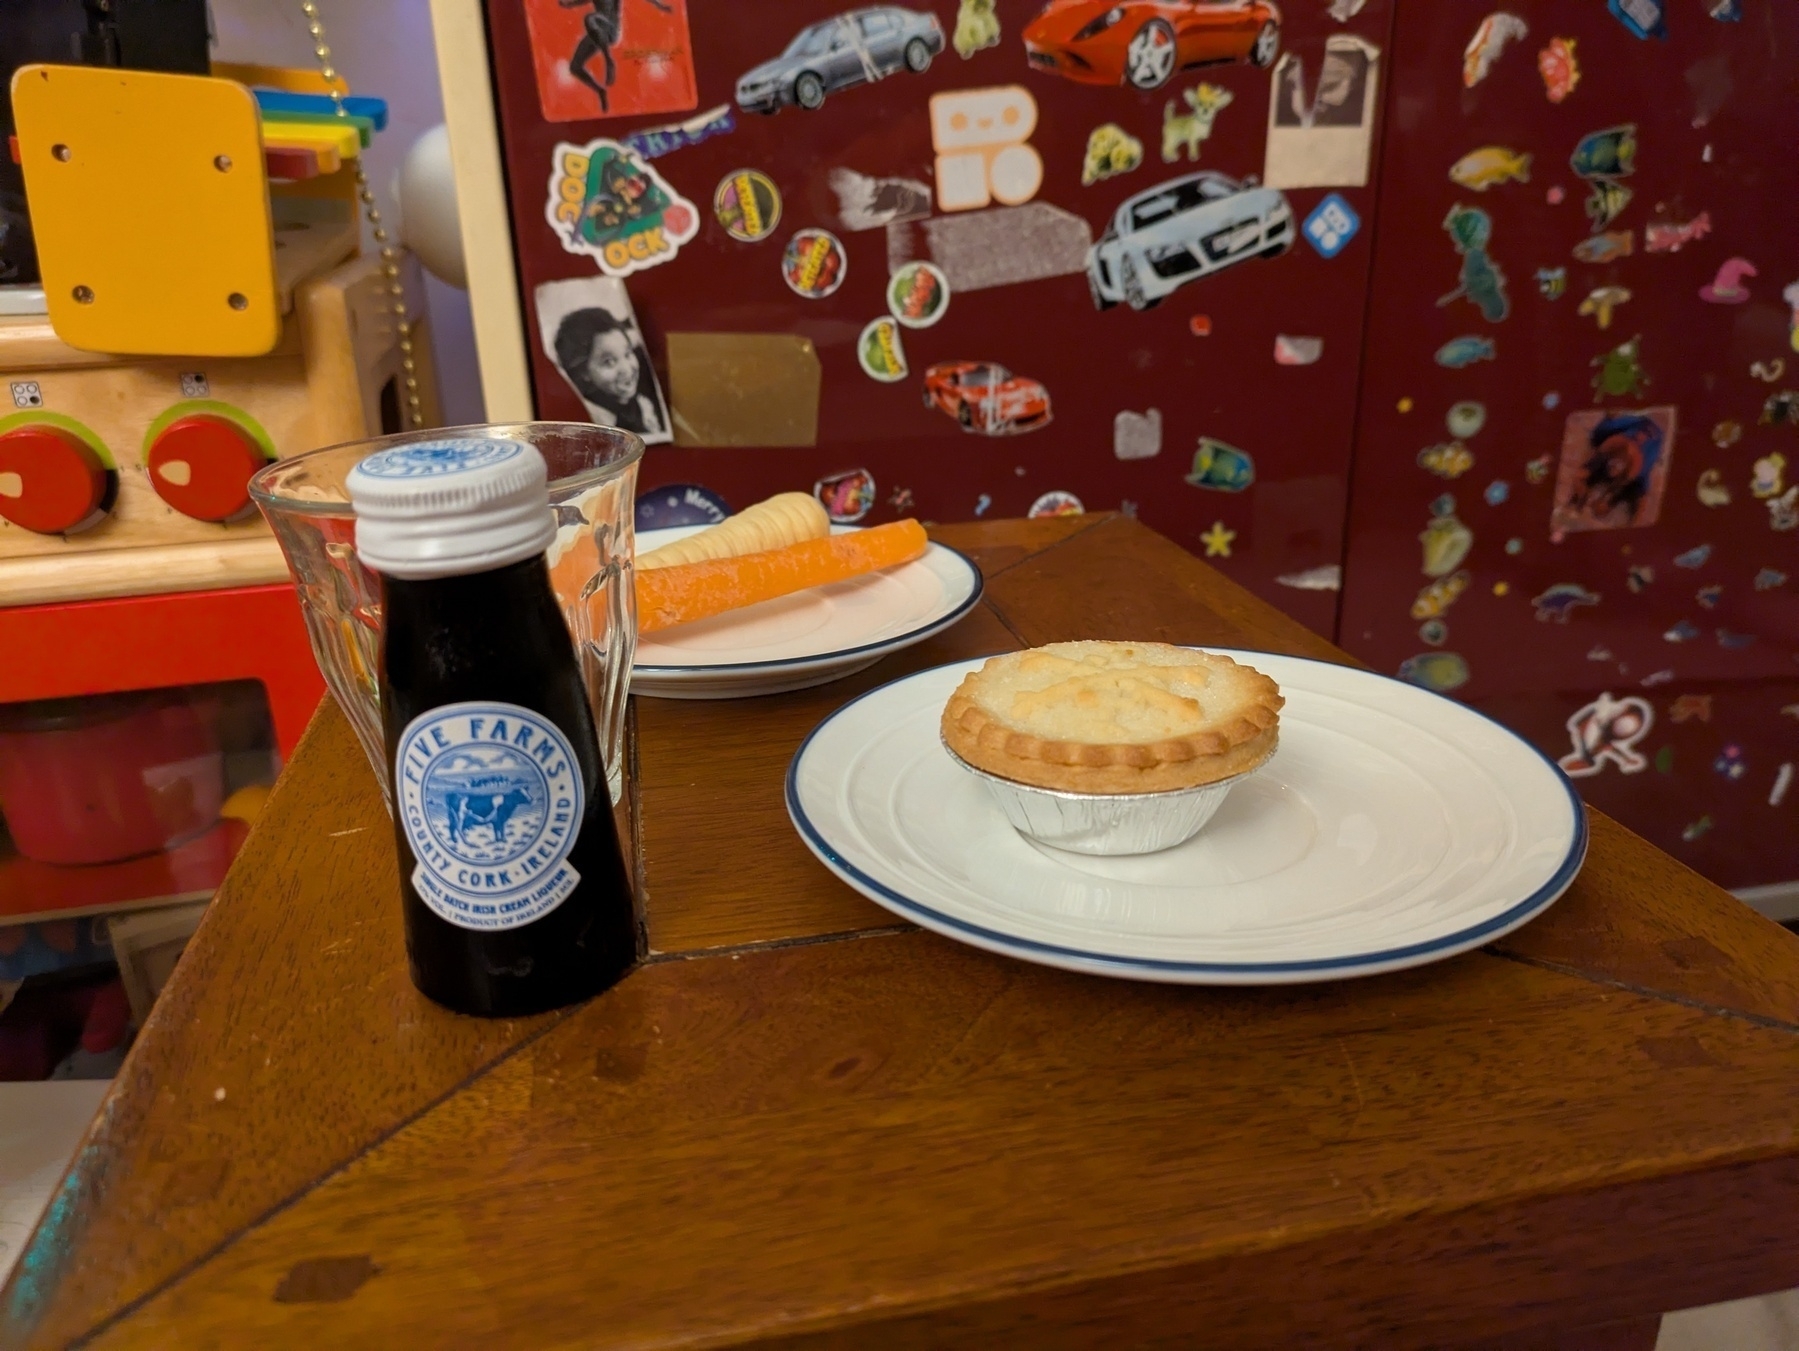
0,424,110,535
146,414,267,522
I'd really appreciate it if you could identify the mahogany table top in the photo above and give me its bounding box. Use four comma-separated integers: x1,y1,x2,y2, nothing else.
6,514,1797,1351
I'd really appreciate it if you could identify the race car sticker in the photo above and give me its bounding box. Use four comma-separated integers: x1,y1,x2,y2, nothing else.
922,359,1052,435
545,138,699,276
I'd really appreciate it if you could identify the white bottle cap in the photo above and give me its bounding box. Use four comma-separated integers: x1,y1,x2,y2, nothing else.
346,438,557,580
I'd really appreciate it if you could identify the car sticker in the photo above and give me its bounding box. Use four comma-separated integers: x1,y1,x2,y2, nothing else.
952,0,1001,59
544,138,699,277
1264,37,1380,190
781,228,848,299
857,317,909,383
735,8,944,116
712,169,782,243
1082,124,1143,186
922,359,1053,436
1550,406,1677,535
887,261,950,328
930,86,1042,212
1022,0,1282,90
1113,408,1162,461
520,0,697,124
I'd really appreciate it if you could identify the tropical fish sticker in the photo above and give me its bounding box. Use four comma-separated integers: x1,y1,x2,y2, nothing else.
1398,651,1470,693
1573,231,1633,264
1538,37,1579,103
1570,125,1637,180
1449,146,1532,192
1584,179,1633,231
545,138,700,276
1438,204,1509,323
1531,583,1600,622
1420,499,1474,577
1184,437,1256,492
1463,12,1528,88
1411,570,1471,620
1436,335,1497,368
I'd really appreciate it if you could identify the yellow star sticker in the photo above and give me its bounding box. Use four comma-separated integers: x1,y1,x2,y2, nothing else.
1200,521,1236,557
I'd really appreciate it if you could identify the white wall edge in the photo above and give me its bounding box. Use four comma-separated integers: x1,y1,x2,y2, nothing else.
1734,880,1799,924
426,0,535,423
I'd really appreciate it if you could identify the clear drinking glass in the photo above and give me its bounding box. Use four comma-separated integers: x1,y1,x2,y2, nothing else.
249,423,642,807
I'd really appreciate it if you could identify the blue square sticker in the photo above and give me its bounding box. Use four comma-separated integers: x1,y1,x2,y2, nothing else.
1303,194,1360,259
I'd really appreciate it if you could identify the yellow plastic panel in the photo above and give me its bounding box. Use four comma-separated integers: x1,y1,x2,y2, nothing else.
260,119,361,159
12,64,278,357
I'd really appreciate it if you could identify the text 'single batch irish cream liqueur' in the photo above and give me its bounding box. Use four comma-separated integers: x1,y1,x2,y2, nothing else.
347,438,638,1016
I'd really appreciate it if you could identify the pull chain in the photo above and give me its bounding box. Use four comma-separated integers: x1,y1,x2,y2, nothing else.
299,0,424,429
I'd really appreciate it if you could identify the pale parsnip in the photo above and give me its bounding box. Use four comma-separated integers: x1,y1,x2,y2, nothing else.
636,492,830,570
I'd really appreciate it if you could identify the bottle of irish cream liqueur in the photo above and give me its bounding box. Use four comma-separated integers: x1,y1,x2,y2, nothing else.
347,438,637,1016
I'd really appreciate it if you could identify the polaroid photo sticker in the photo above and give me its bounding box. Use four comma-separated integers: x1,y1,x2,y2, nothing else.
1550,406,1677,535
1263,36,1380,190
535,275,672,444
521,0,698,124
546,139,699,277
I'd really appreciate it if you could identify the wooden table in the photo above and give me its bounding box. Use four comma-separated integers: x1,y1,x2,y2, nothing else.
7,515,1799,1351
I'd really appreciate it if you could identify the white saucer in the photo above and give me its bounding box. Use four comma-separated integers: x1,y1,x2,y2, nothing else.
786,651,1586,984
630,525,982,699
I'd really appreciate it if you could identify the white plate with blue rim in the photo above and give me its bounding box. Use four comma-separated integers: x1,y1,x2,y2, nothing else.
786,649,1586,984
630,525,983,699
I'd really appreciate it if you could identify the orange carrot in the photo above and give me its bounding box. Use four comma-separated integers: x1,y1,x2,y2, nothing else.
637,520,929,634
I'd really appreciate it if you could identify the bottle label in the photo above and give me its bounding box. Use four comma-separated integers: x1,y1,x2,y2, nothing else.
395,701,585,931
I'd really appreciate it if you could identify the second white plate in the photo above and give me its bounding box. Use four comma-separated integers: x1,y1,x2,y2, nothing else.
787,651,1586,984
631,525,983,699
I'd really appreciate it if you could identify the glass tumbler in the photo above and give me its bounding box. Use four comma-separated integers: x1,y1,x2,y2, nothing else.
249,423,642,807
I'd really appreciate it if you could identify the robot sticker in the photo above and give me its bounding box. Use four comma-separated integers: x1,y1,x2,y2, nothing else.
1264,36,1381,190
1550,406,1676,534
521,0,697,123
545,138,699,277
1438,204,1509,323
929,86,1043,212
1559,692,1654,778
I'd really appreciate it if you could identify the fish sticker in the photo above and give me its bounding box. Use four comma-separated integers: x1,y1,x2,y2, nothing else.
1398,651,1470,693
1113,408,1163,461
1626,564,1655,592
1751,452,1787,499
1532,583,1600,622
1536,267,1568,299
1411,570,1471,620
1447,402,1487,438
1551,406,1677,534
1538,37,1579,103
1420,500,1474,577
1696,469,1731,506
1185,437,1256,491
1674,544,1711,568
1558,692,1654,778
1754,568,1788,589
1646,213,1712,253
1463,12,1528,88
1573,231,1634,264
1608,0,1668,40
1699,258,1756,303
857,316,909,382
1570,125,1637,180
1436,335,1497,368
1696,584,1722,609
1584,180,1634,232
1276,564,1342,590
1438,204,1509,323
1417,441,1475,479
1449,146,1532,192
1592,335,1650,399
544,138,700,275
1081,123,1143,185
1484,479,1509,505
1577,286,1631,329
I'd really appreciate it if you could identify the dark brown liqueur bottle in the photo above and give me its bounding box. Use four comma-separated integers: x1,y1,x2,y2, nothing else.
348,438,637,1016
